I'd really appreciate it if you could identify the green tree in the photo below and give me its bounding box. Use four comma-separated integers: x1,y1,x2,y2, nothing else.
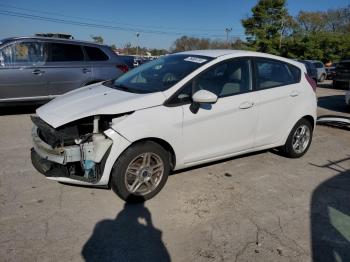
241,0,289,54
110,44,117,51
171,36,248,52
90,35,104,44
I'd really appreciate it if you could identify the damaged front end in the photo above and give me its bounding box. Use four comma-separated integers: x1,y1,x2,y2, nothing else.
31,115,116,183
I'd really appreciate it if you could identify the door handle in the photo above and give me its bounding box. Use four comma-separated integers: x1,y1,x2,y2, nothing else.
239,101,254,109
82,68,91,73
289,91,299,97
32,69,45,75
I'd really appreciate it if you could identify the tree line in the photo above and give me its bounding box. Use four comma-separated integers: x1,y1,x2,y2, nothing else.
172,1,350,62
90,35,168,56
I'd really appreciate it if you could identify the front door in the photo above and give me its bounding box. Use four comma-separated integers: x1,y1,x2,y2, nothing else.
0,40,49,101
181,58,258,164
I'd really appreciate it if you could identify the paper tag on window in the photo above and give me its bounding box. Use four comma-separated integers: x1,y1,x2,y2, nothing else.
184,57,207,63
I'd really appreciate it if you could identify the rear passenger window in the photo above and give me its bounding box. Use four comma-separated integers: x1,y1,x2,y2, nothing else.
49,43,84,62
85,46,109,61
256,59,297,90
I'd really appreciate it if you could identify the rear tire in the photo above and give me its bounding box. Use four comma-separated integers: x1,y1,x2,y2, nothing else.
333,81,338,89
110,141,170,202
280,119,313,158
319,74,326,82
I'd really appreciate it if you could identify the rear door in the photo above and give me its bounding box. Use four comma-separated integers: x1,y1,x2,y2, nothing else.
0,40,49,101
253,58,302,148
45,42,92,95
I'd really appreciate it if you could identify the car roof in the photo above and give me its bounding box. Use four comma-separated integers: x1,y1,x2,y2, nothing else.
305,60,322,63
175,49,303,69
1,36,107,47
176,49,275,58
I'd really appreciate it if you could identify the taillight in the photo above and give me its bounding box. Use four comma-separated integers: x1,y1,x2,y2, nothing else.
117,64,129,73
305,73,317,93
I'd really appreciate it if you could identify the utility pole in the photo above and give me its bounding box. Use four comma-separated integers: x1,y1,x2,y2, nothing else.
136,32,140,56
225,28,232,46
279,18,284,50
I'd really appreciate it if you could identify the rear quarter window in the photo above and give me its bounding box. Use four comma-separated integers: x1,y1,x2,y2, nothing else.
84,46,109,61
288,64,301,83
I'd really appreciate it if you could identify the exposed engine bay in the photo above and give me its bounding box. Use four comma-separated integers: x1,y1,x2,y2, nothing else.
31,115,116,183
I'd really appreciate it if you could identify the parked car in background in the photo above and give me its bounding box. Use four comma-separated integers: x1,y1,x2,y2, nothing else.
325,63,337,80
333,60,350,90
118,55,136,69
298,60,318,83
0,36,128,105
305,60,327,82
31,50,317,202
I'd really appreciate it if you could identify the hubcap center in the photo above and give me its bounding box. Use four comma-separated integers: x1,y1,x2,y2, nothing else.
139,168,151,181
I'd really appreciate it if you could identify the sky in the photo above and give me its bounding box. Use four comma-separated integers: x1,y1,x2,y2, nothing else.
0,0,349,49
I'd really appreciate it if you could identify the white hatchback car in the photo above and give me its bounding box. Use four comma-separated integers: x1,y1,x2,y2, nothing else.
31,50,317,202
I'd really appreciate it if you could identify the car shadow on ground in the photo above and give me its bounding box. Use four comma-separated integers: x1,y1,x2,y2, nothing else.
318,81,349,90
309,157,350,262
81,201,171,262
317,82,333,89
317,95,349,114
0,104,41,116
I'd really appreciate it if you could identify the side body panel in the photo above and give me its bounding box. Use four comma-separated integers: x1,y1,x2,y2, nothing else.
182,92,258,164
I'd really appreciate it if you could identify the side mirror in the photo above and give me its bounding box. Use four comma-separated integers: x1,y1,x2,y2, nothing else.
192,89,218,104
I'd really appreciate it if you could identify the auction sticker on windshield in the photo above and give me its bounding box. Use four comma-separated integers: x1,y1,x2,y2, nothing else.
184,57,207,63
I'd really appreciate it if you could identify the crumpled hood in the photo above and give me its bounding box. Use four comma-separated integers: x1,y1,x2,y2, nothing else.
36,83,166,128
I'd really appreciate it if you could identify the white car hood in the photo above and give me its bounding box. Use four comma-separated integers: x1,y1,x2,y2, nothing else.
36,83,166,128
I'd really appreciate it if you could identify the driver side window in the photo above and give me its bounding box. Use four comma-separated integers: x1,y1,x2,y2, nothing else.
194,58,252,97
0,41,46,68
0,45,14,68
168,58,252,106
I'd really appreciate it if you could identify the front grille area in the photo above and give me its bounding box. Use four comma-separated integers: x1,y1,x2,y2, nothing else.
31,116,88,147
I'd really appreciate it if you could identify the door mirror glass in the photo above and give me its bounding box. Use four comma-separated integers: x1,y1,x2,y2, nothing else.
192,89,218,104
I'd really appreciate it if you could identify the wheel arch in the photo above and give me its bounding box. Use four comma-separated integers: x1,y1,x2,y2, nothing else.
301,115,315,130
107,136,176,189
280,114,316,146
131,137,176,170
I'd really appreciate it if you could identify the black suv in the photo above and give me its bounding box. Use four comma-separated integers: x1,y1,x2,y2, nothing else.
333,60,350,89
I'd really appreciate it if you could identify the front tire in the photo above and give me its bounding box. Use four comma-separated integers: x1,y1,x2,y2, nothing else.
110,141,170,202
281,119,313,158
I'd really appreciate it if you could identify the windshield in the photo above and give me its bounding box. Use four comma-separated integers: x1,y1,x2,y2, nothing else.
110,54,212,93
337,62,350,70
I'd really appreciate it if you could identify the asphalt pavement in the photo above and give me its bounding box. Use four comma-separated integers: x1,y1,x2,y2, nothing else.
0,81,349,262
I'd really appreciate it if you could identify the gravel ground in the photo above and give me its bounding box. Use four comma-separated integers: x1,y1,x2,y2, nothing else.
0,81,349,262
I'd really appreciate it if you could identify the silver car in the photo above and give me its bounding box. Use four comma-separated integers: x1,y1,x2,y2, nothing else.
305,60,327,82
0,36,128,105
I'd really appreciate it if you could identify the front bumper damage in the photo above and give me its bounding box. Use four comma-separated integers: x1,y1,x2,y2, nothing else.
31,116,113,183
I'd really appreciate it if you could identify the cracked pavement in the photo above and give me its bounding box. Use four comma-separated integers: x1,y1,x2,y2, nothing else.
0,82,349,262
